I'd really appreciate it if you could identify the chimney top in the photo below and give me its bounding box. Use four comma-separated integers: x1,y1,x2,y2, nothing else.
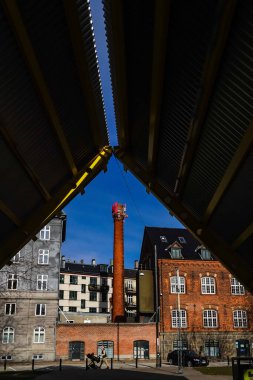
91,259,96,266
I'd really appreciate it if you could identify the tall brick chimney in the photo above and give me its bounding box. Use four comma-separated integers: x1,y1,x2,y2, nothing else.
112,202,127,322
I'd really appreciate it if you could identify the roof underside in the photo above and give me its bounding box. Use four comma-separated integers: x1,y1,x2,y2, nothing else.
1,0,253,293
0,0,111,267
104,0,253,292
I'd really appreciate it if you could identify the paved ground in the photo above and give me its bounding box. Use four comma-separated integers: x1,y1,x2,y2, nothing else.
0,361,232,380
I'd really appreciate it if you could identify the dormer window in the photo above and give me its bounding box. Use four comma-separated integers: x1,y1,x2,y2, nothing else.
171,248,182,259
160,236,167,243
201,249,211,260
178,237,186,244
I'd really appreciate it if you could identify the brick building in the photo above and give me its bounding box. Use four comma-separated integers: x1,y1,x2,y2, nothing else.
139,227,253,360
56,323,156,360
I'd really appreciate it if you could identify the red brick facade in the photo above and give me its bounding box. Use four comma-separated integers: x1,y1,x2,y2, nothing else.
56,323,156,360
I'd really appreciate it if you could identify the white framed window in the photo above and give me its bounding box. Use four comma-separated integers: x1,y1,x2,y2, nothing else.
7,274,18,290
39,226,50,241
127,294,134,304
233,310,247,328
231,278,245,295
35,304,46,316
201,277,216,294
126,280,133,290
38,249,49,265
201,249,211,260
171,248,182,259
171,310,187,328
37,275,48,291
170,276,185,293
34,327,45,343
203,310,218,328
2,327,14,344
5,303,16,315
32,354,43,360
12,251,21,263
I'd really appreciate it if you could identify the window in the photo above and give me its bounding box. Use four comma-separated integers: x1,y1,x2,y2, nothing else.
101,308,107,313
60,275,64,284
2,327,14,344
101,293,107,302
126,280,133,290
1,355,12,360
32,354,43,360
81,300,85,309
98,340,114,359
231,278,245,295
89,307,96,313
12,252,21,263
233,310,247,328
127,294,134,304
171,248,182,259
203,310,218,328
39,226,50,240
204,340,220,357
170,276,185,293
70,275,78,285
178,237,186,244
133,340,149,359
201,277,216,294
69,291,77,300
7,274,18,290
5,303,16,315
38,249,49,265
69,307,77,312
34,327,45,343
160,236,167,243
35,304,46,316
100,265,107,273
173,340,188,350
37,275,48,291
59,290,64,299
201,249,211,260
90,277,97,285
90,292,97,301
81,284,86,293
171,310,187,328
101,278,108,286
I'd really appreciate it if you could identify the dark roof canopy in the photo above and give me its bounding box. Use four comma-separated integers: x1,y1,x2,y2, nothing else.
1,0,253,293
105,0,253,291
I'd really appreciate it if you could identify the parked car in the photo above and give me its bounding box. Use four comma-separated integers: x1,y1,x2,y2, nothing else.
167,350,209,367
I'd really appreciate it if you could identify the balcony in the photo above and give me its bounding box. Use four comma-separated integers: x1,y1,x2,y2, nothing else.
88,284,109,292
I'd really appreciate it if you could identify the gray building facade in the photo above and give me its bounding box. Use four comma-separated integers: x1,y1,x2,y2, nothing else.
0,213,66,362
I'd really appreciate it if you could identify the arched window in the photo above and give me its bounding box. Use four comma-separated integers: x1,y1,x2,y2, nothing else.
201,277,216,294
203,310,218,328
133,340,149,359
2,327,14,344
170,276,185,293
233,310,247,328
34,327,45,343
171,309,187,328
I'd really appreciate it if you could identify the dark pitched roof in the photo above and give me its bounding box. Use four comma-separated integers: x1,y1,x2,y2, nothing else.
124,269,137,278
142,227,217,261
61,263,113,276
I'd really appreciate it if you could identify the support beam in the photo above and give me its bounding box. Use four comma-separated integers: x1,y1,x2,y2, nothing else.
203,119,253,224
63,0,107,149
114,147,253,293
148,0,170,176
0,146,112,268
175,1,237,197
232,223,253,251
0,126,51,201
0,201,21,226
2,0,78,177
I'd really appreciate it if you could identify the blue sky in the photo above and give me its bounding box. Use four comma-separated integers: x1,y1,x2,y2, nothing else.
61,0,183,268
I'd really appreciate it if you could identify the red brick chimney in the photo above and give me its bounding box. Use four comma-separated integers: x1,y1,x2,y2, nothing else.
112,202,127,322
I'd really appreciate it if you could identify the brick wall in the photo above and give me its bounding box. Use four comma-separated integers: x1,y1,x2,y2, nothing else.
56,323,156,360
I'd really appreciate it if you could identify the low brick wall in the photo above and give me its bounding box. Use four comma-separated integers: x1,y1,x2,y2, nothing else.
56,323,156,360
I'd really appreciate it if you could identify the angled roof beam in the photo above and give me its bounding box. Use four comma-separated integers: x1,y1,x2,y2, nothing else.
232,222,253,251
0,200,21,227
0,146,112,268
175,1,237,197
2,0,78,177
0,126,51,202
63,0,106,149
104,0,128,148
115,147,253,293
147,1,170,178
203,119,253,224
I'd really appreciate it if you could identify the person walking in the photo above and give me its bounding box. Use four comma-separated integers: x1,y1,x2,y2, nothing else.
99,346,109,369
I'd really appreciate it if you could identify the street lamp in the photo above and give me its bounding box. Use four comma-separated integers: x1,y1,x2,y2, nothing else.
176,267,183,374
